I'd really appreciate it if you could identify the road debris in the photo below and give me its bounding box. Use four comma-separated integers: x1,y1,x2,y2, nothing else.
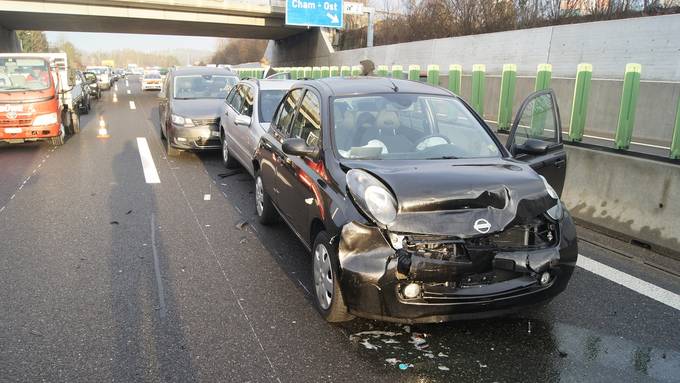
110,221,119,225
236,221,249,230
438,366,450,371
218,169,242,178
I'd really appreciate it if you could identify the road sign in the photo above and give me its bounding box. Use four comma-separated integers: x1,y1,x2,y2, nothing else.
343,1,363,15
286,0,343,28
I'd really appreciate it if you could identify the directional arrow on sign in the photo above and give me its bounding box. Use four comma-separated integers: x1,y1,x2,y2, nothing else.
327,13,339,24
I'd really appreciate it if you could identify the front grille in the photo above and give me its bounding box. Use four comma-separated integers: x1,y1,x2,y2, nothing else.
466,216,557,251
193,118,219,127
0,118,32,128
404,235,468,261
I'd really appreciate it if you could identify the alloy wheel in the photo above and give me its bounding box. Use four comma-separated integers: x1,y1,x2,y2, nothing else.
313,243,333,310
255,176,264,216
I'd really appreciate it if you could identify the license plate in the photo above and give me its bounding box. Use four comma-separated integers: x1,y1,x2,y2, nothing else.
5,127,21,134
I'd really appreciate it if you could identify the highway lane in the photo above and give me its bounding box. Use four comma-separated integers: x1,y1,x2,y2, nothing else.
1,76,679,382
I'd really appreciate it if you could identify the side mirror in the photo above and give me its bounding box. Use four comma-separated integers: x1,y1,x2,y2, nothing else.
234,115,252,127
515,138,549,155
282,137,320,159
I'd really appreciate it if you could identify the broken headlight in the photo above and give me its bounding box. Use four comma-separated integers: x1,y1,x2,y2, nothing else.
346,169,397,226
540,175,563,221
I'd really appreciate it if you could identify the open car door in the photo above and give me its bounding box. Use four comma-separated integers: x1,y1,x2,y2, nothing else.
506,89,567,196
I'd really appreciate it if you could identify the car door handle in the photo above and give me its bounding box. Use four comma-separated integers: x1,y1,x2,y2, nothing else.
554,158,566,168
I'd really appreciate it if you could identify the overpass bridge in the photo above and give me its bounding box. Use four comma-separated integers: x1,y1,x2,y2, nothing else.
0,0,304,46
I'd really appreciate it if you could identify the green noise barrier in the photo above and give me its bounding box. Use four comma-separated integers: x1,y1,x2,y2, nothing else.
427,65,439,86
448,64,461,95
471,64,486,116
568,63,593,142
497,64,517,131
672,96,680,159
391,65,404,80
615,63,642,150
408,65,420,81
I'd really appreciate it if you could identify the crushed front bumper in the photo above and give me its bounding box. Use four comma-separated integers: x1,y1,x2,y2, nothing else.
336,214,578,323
170,124,220,150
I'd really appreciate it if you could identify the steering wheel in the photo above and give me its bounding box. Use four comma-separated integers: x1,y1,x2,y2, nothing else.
415,135,451,151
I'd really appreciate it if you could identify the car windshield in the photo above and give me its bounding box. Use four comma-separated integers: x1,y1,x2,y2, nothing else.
173,74,237,99
145,73,161,79
258,89,287,123
333,94,500,160
0,58,51,91
87,68,106,74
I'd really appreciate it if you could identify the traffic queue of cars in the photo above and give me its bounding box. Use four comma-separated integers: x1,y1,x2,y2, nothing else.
157,67,578,324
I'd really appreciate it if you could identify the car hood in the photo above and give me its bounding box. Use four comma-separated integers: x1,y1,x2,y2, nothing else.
341,158,556,237
171,99,223,119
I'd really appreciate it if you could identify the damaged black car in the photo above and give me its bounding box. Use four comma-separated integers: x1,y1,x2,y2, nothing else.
253,77,577,323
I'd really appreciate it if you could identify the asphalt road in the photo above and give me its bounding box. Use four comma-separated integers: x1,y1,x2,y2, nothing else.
1,76,679,383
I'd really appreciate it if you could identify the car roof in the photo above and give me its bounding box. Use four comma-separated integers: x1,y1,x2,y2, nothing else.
241,79,297,91
297,77,454,98
171,67,238,77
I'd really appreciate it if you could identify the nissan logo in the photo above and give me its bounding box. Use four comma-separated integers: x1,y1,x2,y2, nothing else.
473,218,491,234
7,111,17,119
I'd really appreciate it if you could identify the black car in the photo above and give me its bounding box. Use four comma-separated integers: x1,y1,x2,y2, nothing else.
82,71,101,100
158,67,239,156
253,78,577,323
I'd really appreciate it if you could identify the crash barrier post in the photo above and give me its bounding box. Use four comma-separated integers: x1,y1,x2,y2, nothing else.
351,65,362,76
320,66,330,78
303,67,312,79
340,65,351,77
391,65,404,79
448,64,462,95
290,67,298,79
376,65,389,77
427,64,439,86
497,64,517,131
408,65,420,81
530,64,553,137
568,63,593,142
615,63,642,150
471,64,486,116
330,66,340,77
672,96,680,159
256,69,264,79
312,66,321,79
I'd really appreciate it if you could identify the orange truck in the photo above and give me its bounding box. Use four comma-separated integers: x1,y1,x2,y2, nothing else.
0,53,80,146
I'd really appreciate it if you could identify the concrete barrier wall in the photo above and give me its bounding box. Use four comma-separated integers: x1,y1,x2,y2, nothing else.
0,26,20,53
562,146,680,254
270,14,680,81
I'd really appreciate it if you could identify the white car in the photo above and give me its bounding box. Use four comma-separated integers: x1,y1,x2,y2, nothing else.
142,71,162,91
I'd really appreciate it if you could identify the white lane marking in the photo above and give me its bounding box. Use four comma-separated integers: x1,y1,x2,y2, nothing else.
0,206,5,213
150,213,167,319
125,80,129,87
129,101,136,110
136,137,160,184
127,90,131,94
10,194,15,200
204,194,211,201
577,255,680,311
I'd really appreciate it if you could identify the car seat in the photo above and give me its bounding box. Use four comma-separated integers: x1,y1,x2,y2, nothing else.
373,110,413,152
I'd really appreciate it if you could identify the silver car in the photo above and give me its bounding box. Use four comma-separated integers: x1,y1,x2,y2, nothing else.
220,79,296,176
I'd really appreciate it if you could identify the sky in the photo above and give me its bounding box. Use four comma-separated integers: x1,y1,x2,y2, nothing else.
45,32,221,53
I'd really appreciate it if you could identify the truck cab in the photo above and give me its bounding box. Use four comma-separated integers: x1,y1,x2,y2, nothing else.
0,54,68,146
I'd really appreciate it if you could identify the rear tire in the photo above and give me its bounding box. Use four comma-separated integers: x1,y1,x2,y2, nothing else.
312,231,354,323
255,172,277,225
221,130,239,169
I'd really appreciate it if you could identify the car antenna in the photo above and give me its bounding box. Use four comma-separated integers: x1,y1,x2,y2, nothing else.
388,79,399,92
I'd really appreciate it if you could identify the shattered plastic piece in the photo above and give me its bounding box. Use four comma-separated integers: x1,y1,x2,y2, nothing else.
398,363,412,370
125,210,132,215
110,221,119,225
29,329,43,337
382,338,399,344
438,352,448,357
385,358,399,365
360,339,379,350
236,221,249,230
218,169,242,178
403,325,411,333
438,366,450,371
477,360,488,368
353,330,401,337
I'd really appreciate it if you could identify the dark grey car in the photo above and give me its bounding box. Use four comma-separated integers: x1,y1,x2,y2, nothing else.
158,67,239,156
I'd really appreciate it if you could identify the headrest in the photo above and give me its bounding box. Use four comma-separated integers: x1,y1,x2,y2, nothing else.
376,110,399,132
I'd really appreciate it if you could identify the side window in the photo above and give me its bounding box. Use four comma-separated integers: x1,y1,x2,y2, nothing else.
290,91,321,147
239,85,254,117
230,85,244,111
225,86,236,105
512,92,558,146
273,89,304,137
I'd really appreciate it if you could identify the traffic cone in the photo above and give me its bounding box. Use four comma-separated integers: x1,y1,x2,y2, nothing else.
113,93,118,103
97,117,110,138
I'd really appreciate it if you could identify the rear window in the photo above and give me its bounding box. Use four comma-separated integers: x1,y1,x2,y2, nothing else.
145,73,161,79
0,57,51,91
173,75,237,99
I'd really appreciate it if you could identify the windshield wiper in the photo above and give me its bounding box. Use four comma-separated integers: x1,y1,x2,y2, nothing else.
427,155,459,160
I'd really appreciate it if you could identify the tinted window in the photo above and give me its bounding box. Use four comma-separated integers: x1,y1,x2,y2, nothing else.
239,85,254,117
225,86,237,105
290,91,321,147
230,85,244,111
273,89,303,136
258,89,287,123
0,57,51,91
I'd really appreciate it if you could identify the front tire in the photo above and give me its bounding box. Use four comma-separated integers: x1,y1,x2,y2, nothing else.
312,231,354,323
50,127,65,146
255,172,277,225
221,130,239,169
